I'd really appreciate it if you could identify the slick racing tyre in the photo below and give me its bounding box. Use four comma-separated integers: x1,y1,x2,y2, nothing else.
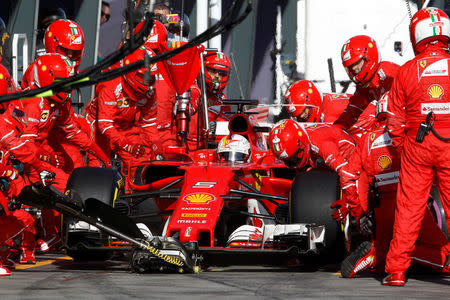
64,167,123,261
290,169,344,262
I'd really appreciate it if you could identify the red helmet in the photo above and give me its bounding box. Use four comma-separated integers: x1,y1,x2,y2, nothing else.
341,35,380,85
410,7,450,55
4,100,27,134
268,119,310,169
144,20,168,50
204,51,231,94
0,64,16,112
31,53,75,103
284,80,322,122
0,64,14,95
44,19,85,68
122,44,157,100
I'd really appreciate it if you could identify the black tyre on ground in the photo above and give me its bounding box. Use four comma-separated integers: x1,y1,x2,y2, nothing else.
290,169,344,262
64,167,122,261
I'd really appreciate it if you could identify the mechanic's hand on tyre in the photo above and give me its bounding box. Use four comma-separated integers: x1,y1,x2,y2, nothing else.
330,198,349,222
123,144,146,158
39,170,56,186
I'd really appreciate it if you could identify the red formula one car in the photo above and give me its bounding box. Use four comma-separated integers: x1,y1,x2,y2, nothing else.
61,100,345,272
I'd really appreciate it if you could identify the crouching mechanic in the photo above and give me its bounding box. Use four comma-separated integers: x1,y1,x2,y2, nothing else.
384,7,450,286
331,93,450,279
85,44,158,169
20,53,110,250
268,119,356,194
284,80,350,123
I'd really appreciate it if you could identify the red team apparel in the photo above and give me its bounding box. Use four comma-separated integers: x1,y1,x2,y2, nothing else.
385,43,450,274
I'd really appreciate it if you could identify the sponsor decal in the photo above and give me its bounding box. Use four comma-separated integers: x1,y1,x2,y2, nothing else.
428,85,444,99
377,155,392,170
181,213,207,218
166,60,187,66
279,150,288,159
193,182,217,189
176,219,207,224
272,136,280,144
421,102,450,114
421,59,448,77
342,50,351,61
371,132,392,150
374,171,400,187
40,110,49,121
273,143,281,152
288,104,296,112
183,193,215,204
184,227,192,237
370,133,376,141
117,98,130,107
181,207,211,211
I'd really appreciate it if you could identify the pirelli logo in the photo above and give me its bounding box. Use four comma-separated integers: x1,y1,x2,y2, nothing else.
181,213,207,218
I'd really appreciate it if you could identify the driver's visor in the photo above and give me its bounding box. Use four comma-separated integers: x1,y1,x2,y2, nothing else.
206,66,230,77
219,151,247,163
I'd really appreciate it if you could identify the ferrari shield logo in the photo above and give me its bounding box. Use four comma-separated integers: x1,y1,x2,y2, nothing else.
419,60,427,68
41,110,49,121
183,193,215,204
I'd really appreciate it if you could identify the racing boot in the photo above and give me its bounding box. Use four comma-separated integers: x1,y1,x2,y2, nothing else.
0,250,13,276
19,248,36,264
382,272,405,286
36,234,61,253
341,240,376,278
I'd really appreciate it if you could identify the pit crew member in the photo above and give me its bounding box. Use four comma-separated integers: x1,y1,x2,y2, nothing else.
384,7,450,286
335,35,399,138
332,94,450,279
284,80,350,123
268,119,356,194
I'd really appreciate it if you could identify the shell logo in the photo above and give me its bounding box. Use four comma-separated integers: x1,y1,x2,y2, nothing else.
183,193,215,204
377,155,392,170
428,85,444,99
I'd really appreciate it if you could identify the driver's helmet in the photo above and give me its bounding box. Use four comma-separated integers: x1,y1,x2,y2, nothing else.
217,134,251,163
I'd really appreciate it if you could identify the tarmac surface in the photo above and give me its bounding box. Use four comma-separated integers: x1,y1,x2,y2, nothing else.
0,253,449,299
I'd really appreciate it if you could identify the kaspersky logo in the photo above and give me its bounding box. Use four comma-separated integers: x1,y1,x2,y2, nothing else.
183,193,215,204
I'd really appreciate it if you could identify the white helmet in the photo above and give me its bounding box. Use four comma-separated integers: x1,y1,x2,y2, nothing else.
410,7,450,54
217,134,251,163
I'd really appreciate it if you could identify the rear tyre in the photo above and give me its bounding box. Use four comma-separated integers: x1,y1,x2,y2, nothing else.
290,169,344,263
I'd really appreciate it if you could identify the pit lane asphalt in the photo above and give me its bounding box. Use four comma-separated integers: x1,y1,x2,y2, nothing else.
1,253,449,299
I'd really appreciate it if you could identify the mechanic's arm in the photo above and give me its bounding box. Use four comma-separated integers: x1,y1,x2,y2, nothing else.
346,100,377,138
386,72,407,150
57,102,111,167
333,93,366,130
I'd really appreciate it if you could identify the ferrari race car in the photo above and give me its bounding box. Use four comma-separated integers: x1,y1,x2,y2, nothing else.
57,100,346,272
